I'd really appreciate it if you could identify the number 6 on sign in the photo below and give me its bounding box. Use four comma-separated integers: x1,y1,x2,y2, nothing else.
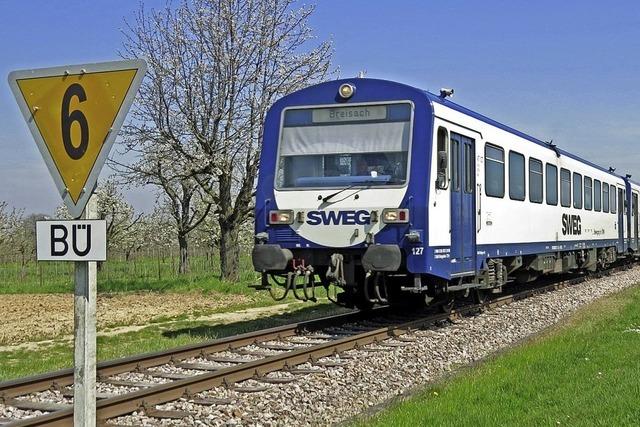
8,59,147,218
61,83,89,160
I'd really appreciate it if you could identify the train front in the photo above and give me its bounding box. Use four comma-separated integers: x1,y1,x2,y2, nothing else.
253,79,431,308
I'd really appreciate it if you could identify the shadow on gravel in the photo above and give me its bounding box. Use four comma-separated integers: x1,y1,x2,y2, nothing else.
161,304,353,341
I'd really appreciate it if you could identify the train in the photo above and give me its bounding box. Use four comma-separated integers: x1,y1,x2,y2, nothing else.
252,78,640,309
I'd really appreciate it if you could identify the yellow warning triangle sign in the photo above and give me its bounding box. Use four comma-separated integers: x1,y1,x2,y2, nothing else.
8,60,146,218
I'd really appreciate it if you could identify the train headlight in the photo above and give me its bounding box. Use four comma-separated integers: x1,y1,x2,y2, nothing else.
382,208,409,224
338,83,355,99
269,209,294,224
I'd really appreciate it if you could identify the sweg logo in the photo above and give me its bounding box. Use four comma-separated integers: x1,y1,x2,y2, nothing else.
562,214,581,236
306,210,370,225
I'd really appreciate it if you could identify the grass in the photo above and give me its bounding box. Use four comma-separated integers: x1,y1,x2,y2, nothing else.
360,284,640,427
0,302,350,382
0,253,259,295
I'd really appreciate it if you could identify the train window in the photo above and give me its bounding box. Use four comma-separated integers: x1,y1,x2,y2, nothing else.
584,177,593,210
611,187,617,214
436,127,449,190
573,173,583,209
603,183,610,212
277,103,411,189
451,138,460,191
464,143,474,193
560,168,571,207
485,144,504,198
529,158,543,203
594,179,601,211
546,163,558,205
509,151,525,201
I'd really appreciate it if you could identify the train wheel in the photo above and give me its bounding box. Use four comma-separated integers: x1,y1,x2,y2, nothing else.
472,289,488,304
354,294,374,311
436,295,455,314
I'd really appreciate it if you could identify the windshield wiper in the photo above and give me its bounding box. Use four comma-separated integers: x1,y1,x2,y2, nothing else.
322,180,378,203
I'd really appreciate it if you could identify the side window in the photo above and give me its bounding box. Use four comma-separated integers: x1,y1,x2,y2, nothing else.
603,183,610,213
584,177,592,210
573,173,582,209
451,138,459,191
594,179,601,211
485,144,504,197
529,158,543,203
560,168,571,207
611,186,617,214
509,151,525,201
546,163,558,205
435,127,449,189
464,143,474,193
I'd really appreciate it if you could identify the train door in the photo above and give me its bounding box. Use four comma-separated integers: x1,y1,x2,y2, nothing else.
618,187,625,250
449,132,476,276
633,192,639,251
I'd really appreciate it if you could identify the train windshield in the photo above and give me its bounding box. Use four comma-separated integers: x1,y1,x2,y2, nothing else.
275,102,412,189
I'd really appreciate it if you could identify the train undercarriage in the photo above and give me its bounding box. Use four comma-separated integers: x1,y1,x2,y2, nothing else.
254,245,623,310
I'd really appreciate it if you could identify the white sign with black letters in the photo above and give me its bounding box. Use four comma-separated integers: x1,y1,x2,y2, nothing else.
36,220,107,261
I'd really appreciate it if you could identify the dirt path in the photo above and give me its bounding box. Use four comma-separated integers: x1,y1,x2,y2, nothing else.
0,302,296,353
0,292,253,346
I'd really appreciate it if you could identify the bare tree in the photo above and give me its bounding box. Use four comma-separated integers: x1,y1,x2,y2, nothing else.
158,186,211,274
0,201,11,247
0,203,25,263
95,181,144,256
113,141,211,273
121,0,333,280
56,181,144,263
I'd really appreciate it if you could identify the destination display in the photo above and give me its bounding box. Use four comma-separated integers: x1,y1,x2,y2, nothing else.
312,105,387,123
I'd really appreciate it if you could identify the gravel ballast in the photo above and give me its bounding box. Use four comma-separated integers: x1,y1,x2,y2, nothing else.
8,268,640,425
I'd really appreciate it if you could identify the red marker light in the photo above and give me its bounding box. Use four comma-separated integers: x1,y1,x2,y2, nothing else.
399,210,407,221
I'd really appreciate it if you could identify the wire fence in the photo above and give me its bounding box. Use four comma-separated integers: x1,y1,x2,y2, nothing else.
0,247,244,291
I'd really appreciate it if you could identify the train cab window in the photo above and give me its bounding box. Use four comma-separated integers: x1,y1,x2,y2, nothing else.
594,179,602,211
584,177,593,210
611,186,617,214
509,151,525,201
560,168,571,207
529,158,543,203
276,103,411,189
573,173,583,209
436,127,449,190
485,144,504,198
603,183,610,212
546,163,558,205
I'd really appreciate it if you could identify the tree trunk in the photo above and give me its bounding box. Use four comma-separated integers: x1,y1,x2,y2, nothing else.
219,222,240,281
178,233,189,274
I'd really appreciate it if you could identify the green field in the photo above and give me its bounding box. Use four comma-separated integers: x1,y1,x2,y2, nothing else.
0,252,259,294
362,285,640,426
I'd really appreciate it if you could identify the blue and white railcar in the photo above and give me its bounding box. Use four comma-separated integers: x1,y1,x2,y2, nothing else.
252,78,637,308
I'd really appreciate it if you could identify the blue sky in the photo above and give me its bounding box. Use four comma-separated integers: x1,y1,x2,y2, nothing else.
1,0,639,213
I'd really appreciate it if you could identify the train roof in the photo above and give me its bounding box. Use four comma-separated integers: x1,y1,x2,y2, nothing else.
276,77,627,183
420,87,624,181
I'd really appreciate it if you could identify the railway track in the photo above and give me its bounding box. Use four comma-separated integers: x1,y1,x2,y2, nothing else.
0,270,617,426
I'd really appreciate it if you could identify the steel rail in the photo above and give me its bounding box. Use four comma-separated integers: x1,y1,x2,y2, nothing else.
0,307,387,399
7,274,595,427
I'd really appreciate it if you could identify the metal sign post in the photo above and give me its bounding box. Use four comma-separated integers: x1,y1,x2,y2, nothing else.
73,195,97,427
